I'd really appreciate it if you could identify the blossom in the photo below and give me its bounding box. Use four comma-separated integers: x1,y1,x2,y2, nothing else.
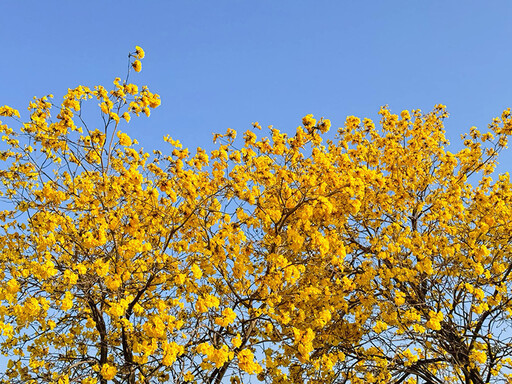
132,60,142,72
117,131,132,146
135,46,145,59
302,114,317,128
214,307,237,327
373,320,388,334
237,349,263,374
100,363,117,380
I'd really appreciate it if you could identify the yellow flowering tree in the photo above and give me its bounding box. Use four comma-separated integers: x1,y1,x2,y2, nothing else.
1,48,512,384
262,108,512,384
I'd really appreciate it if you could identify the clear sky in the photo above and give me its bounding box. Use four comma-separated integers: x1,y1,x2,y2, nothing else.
1,1,512,172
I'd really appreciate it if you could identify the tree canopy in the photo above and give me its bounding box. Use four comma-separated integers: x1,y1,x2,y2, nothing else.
1,48,512,384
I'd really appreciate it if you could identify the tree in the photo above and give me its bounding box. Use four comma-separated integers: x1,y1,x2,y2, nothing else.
0,48,512,384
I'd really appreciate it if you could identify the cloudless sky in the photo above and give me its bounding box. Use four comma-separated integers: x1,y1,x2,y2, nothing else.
1,1,512,172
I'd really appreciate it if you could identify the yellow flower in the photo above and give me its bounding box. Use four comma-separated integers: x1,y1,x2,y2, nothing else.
183,371,194,382
100,363,117,380
302,114,317,128
395,291,406,306
237,348,262,374
412,323,426,333
61,291,73,311
373,320,388,334
132,60,142,72
470,349,487,364
191,263,202,279
402,349,419,367
232,333,242,348
175,273,187,285
117,131,132,146
135,46,145,59
400,110,411,120
0,105,21,118
214,307,237,327
110,112,120,124
125,84,139,95
426,310,443,331
162,342,184,366
319,118,331,133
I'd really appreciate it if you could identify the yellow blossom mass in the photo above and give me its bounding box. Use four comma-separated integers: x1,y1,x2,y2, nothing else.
0,49,511,384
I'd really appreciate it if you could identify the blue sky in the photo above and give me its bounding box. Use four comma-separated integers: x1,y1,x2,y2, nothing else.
1,1,512,172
